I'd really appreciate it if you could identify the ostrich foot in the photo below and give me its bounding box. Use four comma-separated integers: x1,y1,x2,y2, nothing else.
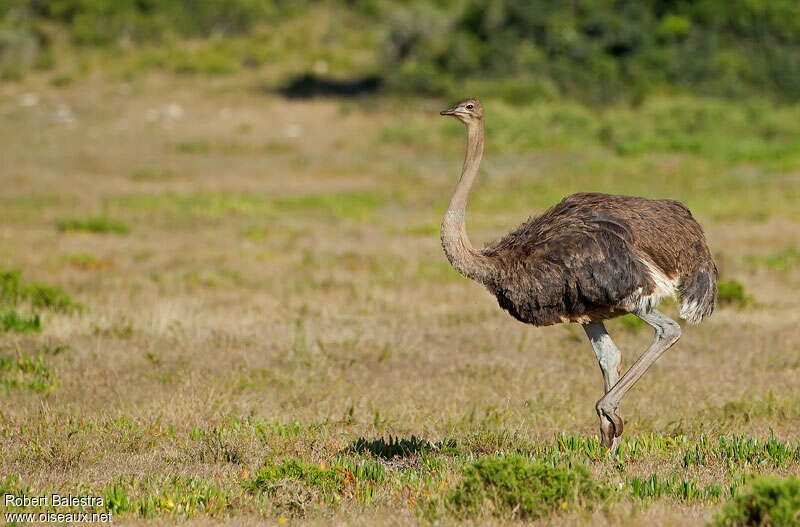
597,403,623,452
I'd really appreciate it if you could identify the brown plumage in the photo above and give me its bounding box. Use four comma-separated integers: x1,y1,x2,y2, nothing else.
484,192,717,326
439,98,717,451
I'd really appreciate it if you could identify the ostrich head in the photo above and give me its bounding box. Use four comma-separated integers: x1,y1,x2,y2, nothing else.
440,98,483,124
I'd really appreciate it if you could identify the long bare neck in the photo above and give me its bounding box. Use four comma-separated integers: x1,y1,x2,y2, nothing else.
441,120,495,284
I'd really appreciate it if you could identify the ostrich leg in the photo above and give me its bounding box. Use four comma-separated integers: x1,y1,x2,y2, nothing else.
583,322,622,451
595,309,681,452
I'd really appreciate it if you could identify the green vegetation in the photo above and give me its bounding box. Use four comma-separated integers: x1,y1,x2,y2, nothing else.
104,475,230,518
247,457,388,511
0,269,76,334
66,252,114,270
745,248,800,271
50,73,73,87
627,473,723,501
248,459,346,496
712,476,800,527
2,0,292,45
1,268,76,312
379,0,800,102
176,141,211,154
5,1,800,103
0,306,41,333
441,454,609,520
0,352,56,392
57,216,131,234
274,192,385,221
717,279,751,306
616,314,646,333
348,435,450,459
92,317,134,339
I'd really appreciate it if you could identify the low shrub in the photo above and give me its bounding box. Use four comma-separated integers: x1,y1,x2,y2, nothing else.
717,280,750,306
712,475,800,527
444,454,609,520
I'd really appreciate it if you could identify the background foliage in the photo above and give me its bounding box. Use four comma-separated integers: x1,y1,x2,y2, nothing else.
3,0,800,102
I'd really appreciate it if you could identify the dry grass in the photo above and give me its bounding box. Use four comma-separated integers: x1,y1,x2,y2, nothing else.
1,72,799,525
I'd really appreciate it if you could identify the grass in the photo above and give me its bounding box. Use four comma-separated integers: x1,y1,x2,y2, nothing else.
0,70,799,526
274,192,385,221
131,168,176,182
0,307,41,333
104,475,230,519
0,353,56,392
57,216,131,234
1,268,77,312
745,247,800,271
66,252,114,270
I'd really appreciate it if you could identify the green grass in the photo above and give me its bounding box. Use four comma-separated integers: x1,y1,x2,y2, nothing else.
0,307,41,333
627,473,724,501
745,247,800,271
176,140,212,153
0,353,56,392
113,191,387,225
1,268,77,312
103,475,230,519
50,73,74,87
274,192,385,221
57,216,131,234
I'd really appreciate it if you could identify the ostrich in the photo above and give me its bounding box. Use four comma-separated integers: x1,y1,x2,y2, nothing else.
439,98,717,451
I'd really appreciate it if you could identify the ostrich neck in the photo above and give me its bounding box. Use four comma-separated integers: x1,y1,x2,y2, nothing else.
441,121,495,284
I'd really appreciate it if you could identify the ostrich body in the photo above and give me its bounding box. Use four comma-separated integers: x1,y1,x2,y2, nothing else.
440,99,717,451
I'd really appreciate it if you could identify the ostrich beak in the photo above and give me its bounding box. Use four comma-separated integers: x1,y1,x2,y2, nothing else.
440,108,456,116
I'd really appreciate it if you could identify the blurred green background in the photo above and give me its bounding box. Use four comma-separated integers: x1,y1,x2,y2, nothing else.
3,0,800,103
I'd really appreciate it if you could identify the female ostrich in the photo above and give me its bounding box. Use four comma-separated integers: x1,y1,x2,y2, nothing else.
440,98,717,451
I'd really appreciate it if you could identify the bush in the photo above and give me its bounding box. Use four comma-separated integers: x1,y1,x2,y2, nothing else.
712,476,800,527
444,454,609,520
717,279,750,306
31,0,284,44
378,0,800,102
247,459,344,495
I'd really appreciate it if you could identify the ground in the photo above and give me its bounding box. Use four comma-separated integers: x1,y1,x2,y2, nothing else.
0,71,799,525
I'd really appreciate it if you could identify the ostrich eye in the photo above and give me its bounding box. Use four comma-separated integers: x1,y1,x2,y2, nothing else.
466,104,474,109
